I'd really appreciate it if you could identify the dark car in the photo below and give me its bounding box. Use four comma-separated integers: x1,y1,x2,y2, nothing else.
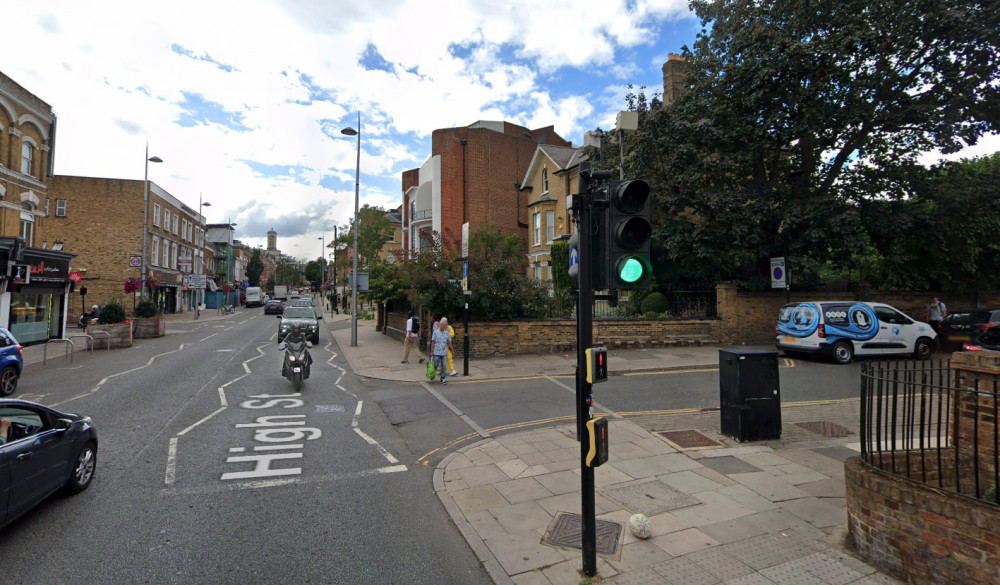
264,300,284,315
0,328,23,397
0,399,97,530
940,309,1000,351
277,306,321,344
961,325,1000,352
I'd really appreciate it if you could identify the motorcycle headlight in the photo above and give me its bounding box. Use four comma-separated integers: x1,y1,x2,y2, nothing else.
288,355,296,362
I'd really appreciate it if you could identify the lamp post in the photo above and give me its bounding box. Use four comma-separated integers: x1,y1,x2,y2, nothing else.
317,234,325,294
195,195,211,318
139,144,163,300
341,113,361,347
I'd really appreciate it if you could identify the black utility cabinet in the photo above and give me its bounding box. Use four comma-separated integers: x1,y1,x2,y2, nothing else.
719,349,781,442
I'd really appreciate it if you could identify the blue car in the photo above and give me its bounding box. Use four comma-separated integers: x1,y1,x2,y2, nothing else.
0,399,98,529
0,328,23,397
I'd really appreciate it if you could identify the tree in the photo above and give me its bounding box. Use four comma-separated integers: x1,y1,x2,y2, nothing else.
303,257,324,289
346,205,393,269
274,254,302,287
265,272,276,293
246,249,264,287
618,0,1000,288
467,226,550,320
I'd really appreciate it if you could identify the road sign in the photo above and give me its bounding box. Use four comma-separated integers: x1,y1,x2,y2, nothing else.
462,260,469,291
771,257,786,289
188,274,207,289
129,256,142,267
462,222,469,258
569,245,579,273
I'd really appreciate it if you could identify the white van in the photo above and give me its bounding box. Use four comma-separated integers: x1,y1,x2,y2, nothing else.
776,301,937,364
245,287,263,308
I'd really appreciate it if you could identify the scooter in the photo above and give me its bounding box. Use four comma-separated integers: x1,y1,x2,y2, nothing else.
278,337,313,390
77,306,101,329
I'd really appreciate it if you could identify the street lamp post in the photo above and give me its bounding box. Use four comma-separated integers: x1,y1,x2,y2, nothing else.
195,195,211,319
317,234,325,299
139,144,163,300
341,113,361,347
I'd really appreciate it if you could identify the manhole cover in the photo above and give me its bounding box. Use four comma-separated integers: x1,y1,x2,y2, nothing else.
542,512,622,558
658,430,722,449
795,421,854,438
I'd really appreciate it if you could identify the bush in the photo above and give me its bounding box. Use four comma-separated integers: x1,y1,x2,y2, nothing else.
97,300,127,324
641,292,668,314
134,299,158,318
642,311,659,319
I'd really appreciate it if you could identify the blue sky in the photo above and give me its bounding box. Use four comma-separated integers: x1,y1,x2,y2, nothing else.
2,0,702,259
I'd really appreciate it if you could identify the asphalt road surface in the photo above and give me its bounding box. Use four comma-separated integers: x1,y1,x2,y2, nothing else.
0,310,490,585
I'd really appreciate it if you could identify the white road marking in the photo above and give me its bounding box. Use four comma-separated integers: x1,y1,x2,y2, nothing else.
545,375,622,419
165,438,178,484
51,345,184,407
177,406,226,436
420,381,493,439
218,387,227,407
200,333,218,341
163,464,408,495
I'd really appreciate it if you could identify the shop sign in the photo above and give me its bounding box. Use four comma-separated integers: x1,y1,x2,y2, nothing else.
12,265,29,284
69,272,83,283
24,252,71,283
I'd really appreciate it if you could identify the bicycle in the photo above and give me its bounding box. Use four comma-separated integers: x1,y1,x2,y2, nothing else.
218,304,236,315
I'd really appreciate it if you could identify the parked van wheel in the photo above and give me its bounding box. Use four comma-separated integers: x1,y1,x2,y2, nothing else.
832,341,854,364
914,338,934,360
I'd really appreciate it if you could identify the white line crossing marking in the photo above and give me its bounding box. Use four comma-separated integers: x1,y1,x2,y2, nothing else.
165,437,178,484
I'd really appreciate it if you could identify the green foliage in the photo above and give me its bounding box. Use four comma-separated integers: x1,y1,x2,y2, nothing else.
304,257,325,289
985,482,999,504
468,226,550,320
549,240,573,291
348,205,394,269
246,249,264,287
641,292,668,314
614,0,1000,290
367,261,409,306
134,299,158,318
97,299,127,324
642,311,659,319
265,273,276,293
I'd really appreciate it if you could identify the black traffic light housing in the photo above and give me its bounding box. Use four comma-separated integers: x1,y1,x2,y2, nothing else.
586,347,608,384
607,179,652,289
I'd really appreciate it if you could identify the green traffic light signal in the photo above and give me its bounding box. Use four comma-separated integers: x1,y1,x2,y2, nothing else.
619,257,643,283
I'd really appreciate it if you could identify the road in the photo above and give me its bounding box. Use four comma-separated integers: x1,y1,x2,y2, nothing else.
0,310,491,585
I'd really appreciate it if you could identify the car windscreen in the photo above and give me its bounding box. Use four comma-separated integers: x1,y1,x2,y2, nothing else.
283,308,315,320
945,311,993,325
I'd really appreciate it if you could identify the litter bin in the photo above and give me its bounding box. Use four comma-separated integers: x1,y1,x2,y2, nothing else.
719,349,781,442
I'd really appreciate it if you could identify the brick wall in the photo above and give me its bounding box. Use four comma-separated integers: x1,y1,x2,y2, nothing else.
846,456,1000,585
951,351,1000,488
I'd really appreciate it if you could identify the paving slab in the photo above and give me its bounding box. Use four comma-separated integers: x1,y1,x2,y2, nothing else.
650,527,721,557
728,471,811,502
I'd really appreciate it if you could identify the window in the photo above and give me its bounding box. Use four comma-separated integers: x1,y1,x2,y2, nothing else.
162,240,169,267
20,143,34,176
172,215,179,235
181,220,187,241
533,213,541,246
171,243,177,269
153,204,161,226
545,210,554,243
163,209,170,230
151,237,160,266
19,214,33,247
542,168,549,193
56,199,67,217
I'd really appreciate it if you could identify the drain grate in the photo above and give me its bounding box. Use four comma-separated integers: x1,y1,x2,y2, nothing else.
658,429,722,449
542,512,622,558
795,421,854,438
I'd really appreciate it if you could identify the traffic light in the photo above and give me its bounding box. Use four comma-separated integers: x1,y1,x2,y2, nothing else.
607,179,652,289
567,213,608,290
586,347,608,384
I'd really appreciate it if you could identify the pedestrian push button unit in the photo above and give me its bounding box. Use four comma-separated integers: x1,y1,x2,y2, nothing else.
585,347,608,384
585,417,609,468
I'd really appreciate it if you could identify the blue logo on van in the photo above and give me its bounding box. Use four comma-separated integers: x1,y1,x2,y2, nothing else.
777,303,820,337
824,304,878,341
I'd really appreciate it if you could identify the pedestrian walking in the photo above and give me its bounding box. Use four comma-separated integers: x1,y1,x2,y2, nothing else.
446,320,457,376
402,310,423,364
431,318,453,384
927,297,947,332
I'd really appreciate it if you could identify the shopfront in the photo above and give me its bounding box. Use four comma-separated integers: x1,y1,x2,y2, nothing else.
150,270,183,314
8,249,75,345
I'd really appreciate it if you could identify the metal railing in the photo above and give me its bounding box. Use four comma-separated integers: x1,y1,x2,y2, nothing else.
860,359,999,504
591,290,717,319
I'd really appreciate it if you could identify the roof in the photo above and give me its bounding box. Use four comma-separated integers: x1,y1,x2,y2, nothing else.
519,145,588,191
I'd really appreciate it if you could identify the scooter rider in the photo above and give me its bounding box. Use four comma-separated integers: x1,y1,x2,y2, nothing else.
280,324,313,375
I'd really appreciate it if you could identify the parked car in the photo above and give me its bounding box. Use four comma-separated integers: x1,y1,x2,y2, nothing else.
0,399,98,530
939,308,1000,351
277,306,321,344
776,301,937,364
264,300,285,315
960,325,1000,352
0,328,23,397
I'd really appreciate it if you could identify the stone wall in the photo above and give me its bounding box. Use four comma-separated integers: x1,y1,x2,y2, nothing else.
846,456,1000,585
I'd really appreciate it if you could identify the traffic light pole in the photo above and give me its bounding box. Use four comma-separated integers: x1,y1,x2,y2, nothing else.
576,187,598,578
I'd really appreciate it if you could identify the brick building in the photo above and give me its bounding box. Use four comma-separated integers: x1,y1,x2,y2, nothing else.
0,72,76,344
47,175,212,320
401,120,569,254
379,205,403,264
520,145,586,285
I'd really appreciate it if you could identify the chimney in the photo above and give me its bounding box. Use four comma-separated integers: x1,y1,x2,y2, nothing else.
661,53,686,107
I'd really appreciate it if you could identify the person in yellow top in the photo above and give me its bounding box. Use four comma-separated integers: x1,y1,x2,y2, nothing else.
446,321,457,376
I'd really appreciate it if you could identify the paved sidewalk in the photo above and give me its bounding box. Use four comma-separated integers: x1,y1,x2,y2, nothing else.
321,311,900,585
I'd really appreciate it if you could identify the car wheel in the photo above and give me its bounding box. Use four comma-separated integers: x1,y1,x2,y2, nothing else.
914,338,934,360
311,334,320,345
0,365,18,397
832,341,854,365
65,442,97,494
